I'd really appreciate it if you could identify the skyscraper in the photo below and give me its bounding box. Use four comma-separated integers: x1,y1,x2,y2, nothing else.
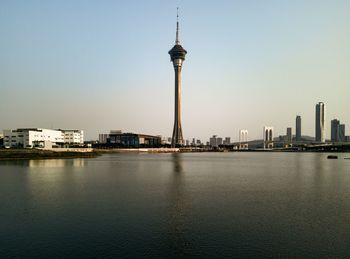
331,119,346,143
339,124,345,142
169,9,187,147
286,127,292,143
296,115,301,142
315,102,325,142
331,119,340,142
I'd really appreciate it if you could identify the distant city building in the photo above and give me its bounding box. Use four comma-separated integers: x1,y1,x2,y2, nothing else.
286,127,292,143
239,130,248,150
263,126,274,149
210,135,219,147
331,119,340,142
339,124,346,142
3,128,83,148
191,138,196,146
196,139,201,146
223,137,231,145
161,136,171,145
108,132,161,148
296,115,301,141
217,137,223,146
331,119,346,143
99,134,109,144
0,133,3,147
315,102,325,142
185,139,190,146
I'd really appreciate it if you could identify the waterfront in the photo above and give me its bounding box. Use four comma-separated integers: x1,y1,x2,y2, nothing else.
1,153,350,258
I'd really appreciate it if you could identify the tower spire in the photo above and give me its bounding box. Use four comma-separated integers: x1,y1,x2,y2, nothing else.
176,7,180,45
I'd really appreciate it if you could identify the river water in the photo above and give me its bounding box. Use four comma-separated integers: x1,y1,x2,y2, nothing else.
1,152,350,258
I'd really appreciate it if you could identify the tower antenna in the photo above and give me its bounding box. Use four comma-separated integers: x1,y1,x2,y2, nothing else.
176,7,180,45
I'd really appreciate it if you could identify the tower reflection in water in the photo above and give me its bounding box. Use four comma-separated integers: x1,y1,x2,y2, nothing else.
167,153,195,256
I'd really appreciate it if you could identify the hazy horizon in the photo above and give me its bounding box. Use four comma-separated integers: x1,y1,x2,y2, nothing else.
1,1,349,142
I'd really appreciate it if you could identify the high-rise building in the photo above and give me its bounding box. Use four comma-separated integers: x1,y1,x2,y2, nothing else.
286,127,292,143
315,102,325,142
331,119,346,143
331,119,340,142
169,9,187,147
217,138,223,146
339,124,345,142
209,135,217,147
223,137,231,145
296,115,301,141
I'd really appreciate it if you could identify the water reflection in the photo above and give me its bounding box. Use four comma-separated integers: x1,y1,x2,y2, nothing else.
167,153,194,256
29,159,85,168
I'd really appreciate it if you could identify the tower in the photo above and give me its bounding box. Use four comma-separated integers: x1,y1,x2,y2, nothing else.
315,102,325,142
169,8,187,147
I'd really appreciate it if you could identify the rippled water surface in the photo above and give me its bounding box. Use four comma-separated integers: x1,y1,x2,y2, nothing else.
1,152,350,258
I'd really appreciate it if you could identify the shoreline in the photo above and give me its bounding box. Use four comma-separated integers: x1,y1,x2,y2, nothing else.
0,149,100,161
1,148,350,161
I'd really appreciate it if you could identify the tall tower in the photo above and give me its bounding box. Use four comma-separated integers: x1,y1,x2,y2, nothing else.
315,102,325,142
169,8,187,147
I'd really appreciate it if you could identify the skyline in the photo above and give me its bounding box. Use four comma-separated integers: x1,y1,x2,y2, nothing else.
1,1,349,141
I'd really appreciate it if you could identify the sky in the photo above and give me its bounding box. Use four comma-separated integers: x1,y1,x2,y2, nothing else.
1,0,349,141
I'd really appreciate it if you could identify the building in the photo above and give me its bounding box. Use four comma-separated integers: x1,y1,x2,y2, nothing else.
296,115,301,142
239,130,248,150
315,102,325,142
331,119,346,143
191,138,196,146
99,134,109,144
60,129,84,144
339,124,345,142
331,119,340,142
223,137,231,145
263,126,274,149
209,135,218,147
286,127,292,143
108,132,161,148
169,9,187,147
0,133,3,147
2,128,79,148
217,138,223,146
196,139,202,146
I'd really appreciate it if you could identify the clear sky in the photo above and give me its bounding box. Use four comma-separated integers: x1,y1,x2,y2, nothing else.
1,0,349,141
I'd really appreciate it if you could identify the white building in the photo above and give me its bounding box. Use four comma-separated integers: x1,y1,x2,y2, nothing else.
315,102,326,143
61,130,84,144
3,128,84,148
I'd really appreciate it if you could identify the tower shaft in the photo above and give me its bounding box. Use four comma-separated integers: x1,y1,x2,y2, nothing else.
172,65,183,147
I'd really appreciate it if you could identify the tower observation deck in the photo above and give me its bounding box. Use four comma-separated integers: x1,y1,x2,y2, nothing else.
169,8,187,147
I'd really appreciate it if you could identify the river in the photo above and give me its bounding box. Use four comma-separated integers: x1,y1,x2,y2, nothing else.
1,152,349,257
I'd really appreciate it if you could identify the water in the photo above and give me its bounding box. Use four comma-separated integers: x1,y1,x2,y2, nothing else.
1,152,350,258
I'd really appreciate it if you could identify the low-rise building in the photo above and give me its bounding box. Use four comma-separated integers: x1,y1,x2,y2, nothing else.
108,132,161,148
3,128,84,148
60,129,84,144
